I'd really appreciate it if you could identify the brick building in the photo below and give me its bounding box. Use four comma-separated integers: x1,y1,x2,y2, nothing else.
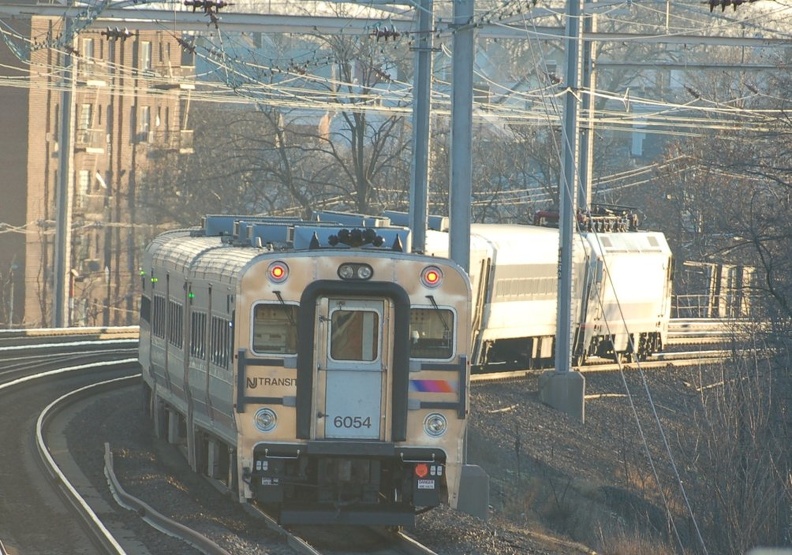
2,14,194,327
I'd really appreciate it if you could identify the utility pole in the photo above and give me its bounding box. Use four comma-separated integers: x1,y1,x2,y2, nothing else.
449,0,474,273
53,18,75,328
579,0,597,209
408,0,433,253
539,0,586,423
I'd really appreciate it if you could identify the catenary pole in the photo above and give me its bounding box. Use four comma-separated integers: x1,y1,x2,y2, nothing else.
449,0,474,273
409,0,433,253
53,18,75,327
540,0,586,422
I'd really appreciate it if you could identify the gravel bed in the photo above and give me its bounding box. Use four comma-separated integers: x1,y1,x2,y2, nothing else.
65,366,719,554
65,385,291,555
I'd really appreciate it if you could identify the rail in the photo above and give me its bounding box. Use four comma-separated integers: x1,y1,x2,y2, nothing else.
667,318,756,346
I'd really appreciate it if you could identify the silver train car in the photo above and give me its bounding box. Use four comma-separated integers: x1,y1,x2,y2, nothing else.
413,214,673,370
138,214,488,526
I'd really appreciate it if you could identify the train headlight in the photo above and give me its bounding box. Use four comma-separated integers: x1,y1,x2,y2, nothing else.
421,266,443,288
337,263,374,281
267,262,289,283
254,408,278,432
357,264,373,279
423,413,447,437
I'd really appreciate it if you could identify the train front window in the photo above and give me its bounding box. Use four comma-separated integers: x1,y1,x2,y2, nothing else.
253,303,298,354
410,308,454,360
330,310,379,361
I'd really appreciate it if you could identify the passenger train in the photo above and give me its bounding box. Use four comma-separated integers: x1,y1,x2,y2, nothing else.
384,208,673,370
137,208,672,525
137,213,488,526
426,211,674,371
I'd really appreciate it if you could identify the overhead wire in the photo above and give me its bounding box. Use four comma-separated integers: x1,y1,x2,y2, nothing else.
0,1,788,206
581,226,709,553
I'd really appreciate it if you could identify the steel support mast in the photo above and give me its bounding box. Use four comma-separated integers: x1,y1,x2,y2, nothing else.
539,0,586,423
448,0,474,273
408,0,433,253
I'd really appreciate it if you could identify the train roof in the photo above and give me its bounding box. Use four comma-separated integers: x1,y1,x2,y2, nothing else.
582,230,670,255
143,213,463,284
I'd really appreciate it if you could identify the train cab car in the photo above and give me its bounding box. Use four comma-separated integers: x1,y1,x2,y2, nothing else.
421,210,673,370
575,230,673,363
138,214,488,526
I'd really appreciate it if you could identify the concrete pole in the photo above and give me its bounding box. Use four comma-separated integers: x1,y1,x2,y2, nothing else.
409,0,433,253
540,0,586,423
449,0,474,273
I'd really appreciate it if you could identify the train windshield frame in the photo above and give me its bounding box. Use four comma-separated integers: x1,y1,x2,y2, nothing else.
251,302,299,355
329,306,381,362
409,307,456,360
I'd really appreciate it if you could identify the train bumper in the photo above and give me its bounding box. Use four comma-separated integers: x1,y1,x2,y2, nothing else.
250,441,448,525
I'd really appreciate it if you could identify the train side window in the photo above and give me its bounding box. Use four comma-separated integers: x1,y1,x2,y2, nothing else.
252,303,298,354
152,295,166,339
140,295,151,324
409,308,454,360
210,316,231,368
190,311,207,359
330,310,379,361
168,300,183,349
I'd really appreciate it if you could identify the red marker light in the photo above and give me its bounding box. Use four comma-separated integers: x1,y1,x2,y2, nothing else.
421,266,443,288
414,463,429,478
268,262,289,283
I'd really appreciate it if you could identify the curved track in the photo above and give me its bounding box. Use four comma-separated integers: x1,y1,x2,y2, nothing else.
0,323,754,554
0,356,136,554
0,329,442,555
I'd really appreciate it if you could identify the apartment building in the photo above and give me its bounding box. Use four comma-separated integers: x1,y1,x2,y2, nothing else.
8,16,194,327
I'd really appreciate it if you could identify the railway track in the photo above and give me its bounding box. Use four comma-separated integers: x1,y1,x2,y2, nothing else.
666,317,759,345
0,323,760,554
0,354,140,554
0,335,442,555
248,513,439,555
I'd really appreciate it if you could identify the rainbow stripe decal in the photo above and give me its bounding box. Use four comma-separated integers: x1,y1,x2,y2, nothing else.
409,379,458,393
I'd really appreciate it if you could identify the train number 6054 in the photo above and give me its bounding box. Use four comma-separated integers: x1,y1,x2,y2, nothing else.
333,416,373,429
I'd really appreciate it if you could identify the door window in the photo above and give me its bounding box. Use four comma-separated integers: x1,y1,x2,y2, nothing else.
330,309,379,361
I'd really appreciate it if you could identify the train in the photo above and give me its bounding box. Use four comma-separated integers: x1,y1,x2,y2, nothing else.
383,208,674,370
137,207,672,526
137,213,489,526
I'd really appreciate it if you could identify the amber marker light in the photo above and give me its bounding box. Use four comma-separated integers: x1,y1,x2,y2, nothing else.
421,266,443,288
267,261,289,283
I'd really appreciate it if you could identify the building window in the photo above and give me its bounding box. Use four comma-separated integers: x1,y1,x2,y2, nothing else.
139,106,150,141
79,104,92,130
140,41,152,71
80,38,94,77
76,170,89,209
82,38,94,59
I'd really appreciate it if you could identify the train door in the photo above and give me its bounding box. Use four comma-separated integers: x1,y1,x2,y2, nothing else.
314,297,392,441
